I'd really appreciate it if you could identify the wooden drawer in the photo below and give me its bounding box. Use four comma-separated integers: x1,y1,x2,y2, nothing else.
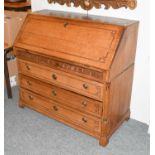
20,88,101,134
19,75,102,117
18,60,104,101
15,49,104,83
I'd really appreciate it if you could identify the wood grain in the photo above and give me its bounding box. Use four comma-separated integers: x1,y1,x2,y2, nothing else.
14,13,124,70
20,88,101,136
14,10,139,146
15,48,104,82
19,74,102,117
17,59,104,101
109,22,139,80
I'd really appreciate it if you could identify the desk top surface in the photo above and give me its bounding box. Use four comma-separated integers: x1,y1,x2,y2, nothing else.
33,9,138,27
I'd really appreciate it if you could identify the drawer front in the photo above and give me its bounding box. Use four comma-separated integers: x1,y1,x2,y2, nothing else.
18,60,104,101
20,75,102,117
20,89,101,133
15,49,104,83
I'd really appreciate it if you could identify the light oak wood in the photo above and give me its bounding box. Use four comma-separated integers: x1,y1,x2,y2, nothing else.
20,88,101,136
14,10,139,146
17,59,104,101
109,23,139,80
100,65,134,145
14,12,125,70
15,48,104,82
19,74,102,117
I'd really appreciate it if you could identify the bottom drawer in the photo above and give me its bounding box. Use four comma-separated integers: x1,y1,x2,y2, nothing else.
20,88,101,137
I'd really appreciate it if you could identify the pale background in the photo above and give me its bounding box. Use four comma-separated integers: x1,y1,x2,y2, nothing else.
30,0,149,125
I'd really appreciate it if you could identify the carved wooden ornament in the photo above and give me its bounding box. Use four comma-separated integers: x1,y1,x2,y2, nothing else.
47,0,137,10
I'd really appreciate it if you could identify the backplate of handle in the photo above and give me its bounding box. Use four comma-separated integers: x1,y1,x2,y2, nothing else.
82,117,87,123
26,65,30,70
53,106,58,111
83,83,89,89
64,22,69,28
52,74,57,80
52,90,57,96
27,81,32,86
28,95,33,100
82,101,87,107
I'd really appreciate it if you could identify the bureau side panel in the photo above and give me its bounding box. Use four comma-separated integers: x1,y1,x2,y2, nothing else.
109,23,139,80
100,65,134,146
109,65,134,136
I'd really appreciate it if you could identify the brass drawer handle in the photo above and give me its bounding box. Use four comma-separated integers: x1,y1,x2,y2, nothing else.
64,22,69,28
27,81,32,86
26,65,30,70
52,90,57,96
53,106,58,111
82,117,87,123
28,95,33,100
52,74,57,80
83,83,89,89
82,101,87,107
103,118,108,124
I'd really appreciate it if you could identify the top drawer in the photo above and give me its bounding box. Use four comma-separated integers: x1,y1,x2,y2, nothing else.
17,60,104,101
15,49,104,83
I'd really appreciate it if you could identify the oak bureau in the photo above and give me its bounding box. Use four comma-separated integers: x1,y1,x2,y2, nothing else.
14,10,139,146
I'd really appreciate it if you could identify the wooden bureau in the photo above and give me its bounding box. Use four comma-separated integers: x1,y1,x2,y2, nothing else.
14,10,139,146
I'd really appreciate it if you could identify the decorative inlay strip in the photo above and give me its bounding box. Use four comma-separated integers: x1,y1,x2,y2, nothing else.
16,50,104,82
94,104,100,115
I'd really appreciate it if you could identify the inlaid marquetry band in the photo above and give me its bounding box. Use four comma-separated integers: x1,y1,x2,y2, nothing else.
16,50,103,82
47,0,137,10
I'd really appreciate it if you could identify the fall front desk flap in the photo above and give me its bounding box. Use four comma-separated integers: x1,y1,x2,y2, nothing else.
14,10,137,70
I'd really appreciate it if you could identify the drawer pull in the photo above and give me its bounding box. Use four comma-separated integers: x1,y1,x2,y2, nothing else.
82,101,87,107
27,81,32,86
64,22,69,28
52,90,57,96
103,118,108,124
53,106,58,111
52,74,57,80
83,83,89,89
28,95,33,100
82,117,87,123
26,65,30,70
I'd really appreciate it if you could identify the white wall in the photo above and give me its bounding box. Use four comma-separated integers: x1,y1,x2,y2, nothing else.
31,0,150,125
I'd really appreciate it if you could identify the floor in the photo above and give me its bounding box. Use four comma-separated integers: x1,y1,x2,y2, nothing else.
4,87,150,155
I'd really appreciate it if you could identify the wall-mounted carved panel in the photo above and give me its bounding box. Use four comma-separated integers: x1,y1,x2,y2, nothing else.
47,0,137,10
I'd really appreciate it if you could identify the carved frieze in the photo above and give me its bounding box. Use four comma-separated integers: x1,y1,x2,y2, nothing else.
47,0,137,10
16,50,104,82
